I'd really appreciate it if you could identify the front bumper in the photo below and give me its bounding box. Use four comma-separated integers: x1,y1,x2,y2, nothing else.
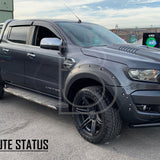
114,85,160,125
132,90,160,105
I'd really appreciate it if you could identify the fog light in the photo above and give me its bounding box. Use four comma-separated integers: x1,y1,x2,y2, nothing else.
136,105,151,112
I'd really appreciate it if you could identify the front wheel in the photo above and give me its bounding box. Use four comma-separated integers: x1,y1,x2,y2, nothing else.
73,86,122,144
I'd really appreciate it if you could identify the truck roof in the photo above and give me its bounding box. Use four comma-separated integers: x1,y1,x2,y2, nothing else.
9,19,81,25
0,19,85,41
5,19,86,28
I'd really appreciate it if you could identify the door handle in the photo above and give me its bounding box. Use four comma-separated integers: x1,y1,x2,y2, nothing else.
27,53,36,58
2,48,9,54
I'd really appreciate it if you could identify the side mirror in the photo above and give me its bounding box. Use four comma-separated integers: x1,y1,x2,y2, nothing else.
40,38,62,50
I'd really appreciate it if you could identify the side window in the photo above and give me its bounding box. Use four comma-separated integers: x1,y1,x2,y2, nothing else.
33,26,57,46
8,26,30,44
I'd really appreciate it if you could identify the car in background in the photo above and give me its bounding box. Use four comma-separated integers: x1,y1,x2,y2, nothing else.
0,23,4,34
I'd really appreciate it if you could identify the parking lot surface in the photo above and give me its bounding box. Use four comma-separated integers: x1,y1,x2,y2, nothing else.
0,93,160,160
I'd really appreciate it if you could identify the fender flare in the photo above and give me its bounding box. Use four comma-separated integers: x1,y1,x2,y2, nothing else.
63,64,120,101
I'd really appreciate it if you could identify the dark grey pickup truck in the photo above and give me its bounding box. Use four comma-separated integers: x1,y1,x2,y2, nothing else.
0,19,160,144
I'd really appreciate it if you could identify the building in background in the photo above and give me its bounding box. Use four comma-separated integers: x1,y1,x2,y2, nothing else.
0,0,13,23
111,27,160,44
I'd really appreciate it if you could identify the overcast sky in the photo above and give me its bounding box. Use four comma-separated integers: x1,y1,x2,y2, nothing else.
14,0,160,29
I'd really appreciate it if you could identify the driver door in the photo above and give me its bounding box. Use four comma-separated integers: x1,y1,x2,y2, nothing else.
24,22,65,98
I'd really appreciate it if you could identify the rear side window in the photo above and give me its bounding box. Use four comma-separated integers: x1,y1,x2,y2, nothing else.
8,26,30,44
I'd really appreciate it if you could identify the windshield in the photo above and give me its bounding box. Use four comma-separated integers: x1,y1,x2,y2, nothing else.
58,22,126,47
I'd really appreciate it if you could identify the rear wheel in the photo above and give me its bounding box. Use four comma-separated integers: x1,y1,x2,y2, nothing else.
73,86,122,144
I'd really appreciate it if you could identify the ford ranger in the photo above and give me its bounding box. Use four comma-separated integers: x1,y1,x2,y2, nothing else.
0,19,160,144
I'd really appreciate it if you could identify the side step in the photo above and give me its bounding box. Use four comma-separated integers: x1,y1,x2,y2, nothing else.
4,85,69,112
131,122,160,128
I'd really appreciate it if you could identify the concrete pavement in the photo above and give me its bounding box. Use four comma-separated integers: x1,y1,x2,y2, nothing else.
0,93,160,160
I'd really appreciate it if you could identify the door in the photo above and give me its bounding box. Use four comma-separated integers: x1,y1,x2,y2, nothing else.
24,22,65,97
0,25,30,86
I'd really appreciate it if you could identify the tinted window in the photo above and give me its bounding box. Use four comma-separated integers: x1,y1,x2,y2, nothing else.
58,23,126,47
9,26,30,44
33,26,57,46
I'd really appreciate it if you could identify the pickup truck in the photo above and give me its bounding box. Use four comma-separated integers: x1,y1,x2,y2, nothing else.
0,19,160,144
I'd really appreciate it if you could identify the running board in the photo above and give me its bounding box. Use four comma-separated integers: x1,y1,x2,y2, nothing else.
131,122,160,128
4,85,69,112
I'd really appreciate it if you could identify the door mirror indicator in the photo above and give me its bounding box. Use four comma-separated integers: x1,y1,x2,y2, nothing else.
40,38,62,50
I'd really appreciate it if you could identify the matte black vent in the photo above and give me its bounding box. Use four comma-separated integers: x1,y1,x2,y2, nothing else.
119,46,139,54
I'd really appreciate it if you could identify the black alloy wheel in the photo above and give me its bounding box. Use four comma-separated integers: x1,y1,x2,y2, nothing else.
73,86,122,144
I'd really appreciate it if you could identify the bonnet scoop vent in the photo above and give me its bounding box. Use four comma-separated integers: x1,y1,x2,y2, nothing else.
119,46,139,54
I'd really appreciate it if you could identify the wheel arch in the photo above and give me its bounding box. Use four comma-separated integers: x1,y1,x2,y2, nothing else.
63,65,120,111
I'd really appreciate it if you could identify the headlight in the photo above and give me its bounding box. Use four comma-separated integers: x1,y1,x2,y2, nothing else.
128,69,160,83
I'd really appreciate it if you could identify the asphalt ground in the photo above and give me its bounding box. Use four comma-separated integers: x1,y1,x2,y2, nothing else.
0,93,160,160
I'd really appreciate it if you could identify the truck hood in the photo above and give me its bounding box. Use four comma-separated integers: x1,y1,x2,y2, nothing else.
81,43,160,68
